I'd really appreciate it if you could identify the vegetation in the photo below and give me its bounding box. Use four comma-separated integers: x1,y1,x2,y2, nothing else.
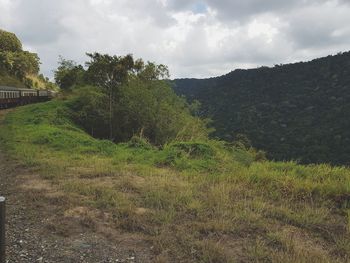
173,51,350,165
54,53,209,145
0,28,56,89
0,29,22,52
1,100,350,262
1,28,349,262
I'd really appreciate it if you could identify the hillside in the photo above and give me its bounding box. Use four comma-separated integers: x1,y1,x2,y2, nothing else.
0,73,26,88
0,29,56,90
173,52,350,165
0,100,350,262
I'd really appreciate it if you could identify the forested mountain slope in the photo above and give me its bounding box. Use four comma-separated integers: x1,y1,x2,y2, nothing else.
174,52,350,165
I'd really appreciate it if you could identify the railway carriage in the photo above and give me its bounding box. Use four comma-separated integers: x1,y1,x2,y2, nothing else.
0,86,21,109
0,86,55,109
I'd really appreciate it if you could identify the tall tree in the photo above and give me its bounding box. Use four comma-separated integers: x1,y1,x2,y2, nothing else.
85,53,135,140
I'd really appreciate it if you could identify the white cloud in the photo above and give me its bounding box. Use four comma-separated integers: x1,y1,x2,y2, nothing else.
0,0,349,79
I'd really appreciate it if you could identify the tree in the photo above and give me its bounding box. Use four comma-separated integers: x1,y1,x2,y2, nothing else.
0,29,40,82
54,56,85,90
63,52,210,144
85,53,135,140
68,86,109,137
0,50,40,80
11,51,40,78
0,29,22,52
137,61,169,81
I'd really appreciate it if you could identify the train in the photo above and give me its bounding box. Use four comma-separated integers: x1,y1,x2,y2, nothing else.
0,86,56,109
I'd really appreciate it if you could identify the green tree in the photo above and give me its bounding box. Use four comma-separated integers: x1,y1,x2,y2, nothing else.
0,51,40,80
68,86,109,137
54,56,85,90
85,53,135,140
11,51,40,78
63,52,210,144
0,29,22,52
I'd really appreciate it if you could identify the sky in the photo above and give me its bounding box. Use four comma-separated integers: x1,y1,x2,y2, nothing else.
1,0,350,79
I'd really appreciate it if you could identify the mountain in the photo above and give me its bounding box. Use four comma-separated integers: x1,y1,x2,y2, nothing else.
173,52,350,165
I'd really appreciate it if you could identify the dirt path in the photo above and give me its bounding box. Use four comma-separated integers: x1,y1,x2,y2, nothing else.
0,110,153,263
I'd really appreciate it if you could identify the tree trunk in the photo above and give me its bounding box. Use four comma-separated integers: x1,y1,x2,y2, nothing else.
109,88,113,140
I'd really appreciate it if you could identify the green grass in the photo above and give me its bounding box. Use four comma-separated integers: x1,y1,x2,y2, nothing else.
1,100,350,262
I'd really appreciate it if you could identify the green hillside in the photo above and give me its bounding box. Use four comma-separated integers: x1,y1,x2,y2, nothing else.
0,28,56,89
173,52,350,165
0,73,26,88
1,100,350,262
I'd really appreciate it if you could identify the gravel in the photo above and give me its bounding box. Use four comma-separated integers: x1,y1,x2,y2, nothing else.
0,149,153,263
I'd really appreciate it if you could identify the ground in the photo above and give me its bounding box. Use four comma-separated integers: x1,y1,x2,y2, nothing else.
0,110,153,263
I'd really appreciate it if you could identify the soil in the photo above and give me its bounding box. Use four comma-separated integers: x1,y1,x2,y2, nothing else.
0,109,154,263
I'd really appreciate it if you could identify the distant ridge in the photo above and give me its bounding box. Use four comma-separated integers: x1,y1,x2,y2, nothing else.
173,51,350,165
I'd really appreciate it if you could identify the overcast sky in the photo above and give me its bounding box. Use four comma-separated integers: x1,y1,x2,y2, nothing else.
1,0,350,79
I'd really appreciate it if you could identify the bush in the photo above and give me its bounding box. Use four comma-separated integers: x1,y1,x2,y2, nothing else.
68,80,210,145
157,141,218,171
167,142,215,158
128,135,153,150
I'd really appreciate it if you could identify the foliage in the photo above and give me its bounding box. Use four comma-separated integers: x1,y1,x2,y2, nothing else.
0,73,26,88
0,28,54,89
57,52,209,145
26,74,59,90
0,29,22,52
1,101,350,262
127,135,153,150
174,51,350,165
67,86,109,137
68,78,209,145
0,51,40,80
54,56,85,90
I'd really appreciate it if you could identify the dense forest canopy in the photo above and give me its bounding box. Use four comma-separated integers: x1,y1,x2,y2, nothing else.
173,51,350,165
55,53,210,145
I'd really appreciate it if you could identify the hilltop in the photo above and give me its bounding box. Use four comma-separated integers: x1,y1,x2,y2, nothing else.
0,29,56,90
173,52,350,165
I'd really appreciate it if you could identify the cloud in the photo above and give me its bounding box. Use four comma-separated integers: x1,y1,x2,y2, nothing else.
0,0,349,79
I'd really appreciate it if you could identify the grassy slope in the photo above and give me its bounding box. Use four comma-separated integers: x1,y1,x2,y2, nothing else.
1,100,350,262
0,73,25,88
